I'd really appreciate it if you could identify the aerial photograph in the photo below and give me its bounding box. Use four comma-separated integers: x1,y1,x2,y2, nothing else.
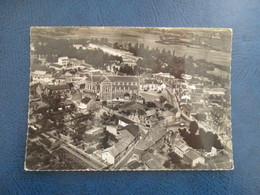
25,27,233,171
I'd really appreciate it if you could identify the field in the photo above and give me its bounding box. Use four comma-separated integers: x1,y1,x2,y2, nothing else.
32,27,232,67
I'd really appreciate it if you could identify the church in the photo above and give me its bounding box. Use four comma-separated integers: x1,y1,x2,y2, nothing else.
85,75,140,100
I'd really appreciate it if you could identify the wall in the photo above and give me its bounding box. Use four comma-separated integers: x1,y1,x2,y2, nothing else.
0,0,259,194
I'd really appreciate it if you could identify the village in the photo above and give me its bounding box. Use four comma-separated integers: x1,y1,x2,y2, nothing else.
26,34,233,170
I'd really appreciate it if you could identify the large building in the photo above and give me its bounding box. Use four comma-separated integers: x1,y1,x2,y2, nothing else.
85,75,140,100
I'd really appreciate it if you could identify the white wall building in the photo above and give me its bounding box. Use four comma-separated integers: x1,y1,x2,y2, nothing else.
58,56,69,66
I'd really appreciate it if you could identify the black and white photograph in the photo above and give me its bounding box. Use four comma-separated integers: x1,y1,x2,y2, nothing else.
25,27,233,171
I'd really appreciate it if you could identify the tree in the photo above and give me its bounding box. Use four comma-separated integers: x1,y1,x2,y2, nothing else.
189,121,199,134
33,58,42,65
119,64,134,75
102,100,107,108
146,101,157,108
159,96,167,104
163,160,171,168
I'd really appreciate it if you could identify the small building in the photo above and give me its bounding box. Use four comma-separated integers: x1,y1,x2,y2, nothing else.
123,124,140,138
46,84,70,95
174,142,190,158
72,44,86,50
58,56,69,66
146,109,156,118
118,116,134,127
61,100,75,110
78,97,95,110
140,79,160,91
31,101,50,112
102,130,136,165
49,64,63,70
183,150,205,167
31,70,46,81
106,126,118,136
162,110,175,125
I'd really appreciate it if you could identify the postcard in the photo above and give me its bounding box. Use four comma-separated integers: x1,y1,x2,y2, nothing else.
25,27,233,171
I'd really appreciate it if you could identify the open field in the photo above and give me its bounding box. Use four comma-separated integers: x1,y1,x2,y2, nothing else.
32,27,231,67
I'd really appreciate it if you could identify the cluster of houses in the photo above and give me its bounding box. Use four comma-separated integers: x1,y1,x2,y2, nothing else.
172,74,229,134
174,141,205,167
102,123,140,165
29,50,230,170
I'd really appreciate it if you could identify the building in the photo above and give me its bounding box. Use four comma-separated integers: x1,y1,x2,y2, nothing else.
85,75,139,100
118,116,135,127
161,110,176,125
72,44,87,50
180,103,193,117
183,150,205,167
140,79,160,91
46,84,70,95
49,64,63,70
174,142,190,158
31,70,47,82
77,96,95,110
31,101,50,111
134,126,167,157
58,56,69,66
106,126,118,136
101,129,137,165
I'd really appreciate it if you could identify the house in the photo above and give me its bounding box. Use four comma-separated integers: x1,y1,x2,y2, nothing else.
183,150,205,167
102,125,140,165
161,110,175,125
118,116,135,127
164,102,174,111
141,152,165,170
61,72,74,82
61,100,75,110
31,70,46,81
31,101,50,111
58,56,69,66
106,63,121,73
174,142,190,158
72,44,86,50
106,126,118,136
49,64,63,70
71,90,82,103
146,109,156,118
180,103,193,117
46,84,70,95
77,97,95,110
102,130,136,165
123,124,140,138
140,79,160,91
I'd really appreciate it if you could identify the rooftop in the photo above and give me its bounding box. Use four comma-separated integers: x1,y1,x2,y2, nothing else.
184,150,203,161
58,56,69,60
124,124,140,137
86,75,139,83
121,101,146,111
48,84,70,91
105,130,135,158
33,70,46,75
175,142,190,153
50,64,63,69
81,97,91,104
118,116,135,124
